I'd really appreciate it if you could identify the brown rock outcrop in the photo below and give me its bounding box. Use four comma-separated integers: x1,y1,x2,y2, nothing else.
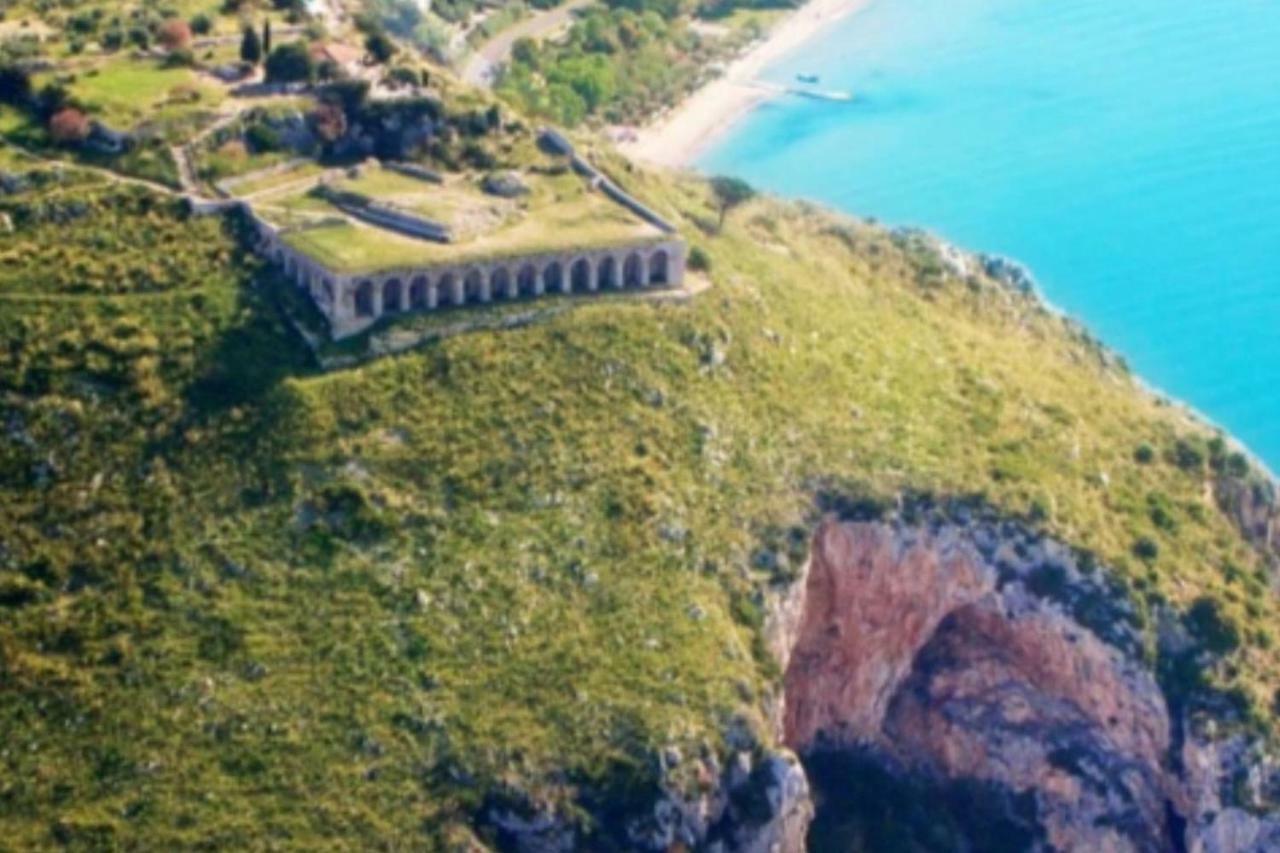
781,518,1178,851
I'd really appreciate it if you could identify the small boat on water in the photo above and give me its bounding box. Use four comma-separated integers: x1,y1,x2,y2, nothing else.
796,73,821,84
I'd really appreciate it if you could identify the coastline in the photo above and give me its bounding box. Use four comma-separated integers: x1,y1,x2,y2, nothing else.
621,0,872,168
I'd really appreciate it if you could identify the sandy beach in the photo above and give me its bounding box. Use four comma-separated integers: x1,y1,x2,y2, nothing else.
621,0,872,167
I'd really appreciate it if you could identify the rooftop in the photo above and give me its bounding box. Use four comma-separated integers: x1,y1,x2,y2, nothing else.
252,162,668,275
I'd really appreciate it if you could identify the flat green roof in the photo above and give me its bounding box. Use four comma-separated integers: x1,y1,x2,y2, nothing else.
254,165,666,275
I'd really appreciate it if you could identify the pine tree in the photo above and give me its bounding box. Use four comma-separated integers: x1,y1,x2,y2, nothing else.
240,24,262,65
263,20,272,57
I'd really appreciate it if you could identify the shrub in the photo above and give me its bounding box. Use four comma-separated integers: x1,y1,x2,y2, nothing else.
158,19,193,52
388,66,421,88
1185,597,1241,656
244,122,281,152
1133,442,1155,464
366,31,396,64
162,48,196,69
0,64,33,106
1131,536,1159,562
1171,438,1205,472
687,246,711,272
49,107,91,145
1146,492,1178,532
190,14,214,36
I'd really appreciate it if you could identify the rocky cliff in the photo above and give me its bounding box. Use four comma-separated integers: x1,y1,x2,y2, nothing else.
766,511,1280,852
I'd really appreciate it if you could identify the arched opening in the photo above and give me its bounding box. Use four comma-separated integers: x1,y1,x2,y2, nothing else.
383,279,403,314
649,250,669,285
571,258,591,292
598,255,618,289
544,261,564,293
409,276,428,310
322,280,335,307
354,280,375,318
491,267,513,300
623,252,643,287
439,272,461,306
465,269,487,304
518,263,538,297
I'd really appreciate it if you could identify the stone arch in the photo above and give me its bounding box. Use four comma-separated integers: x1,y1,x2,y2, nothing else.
598,255,618,290
570,258,591,292
383,278,404,314
465,268,488,304
543,261,564,293
491,267,513,300
518,263,538,297
409,275,428,310
439,272,462,306
649,250,669,285
623,252,644,287
354,280,375,318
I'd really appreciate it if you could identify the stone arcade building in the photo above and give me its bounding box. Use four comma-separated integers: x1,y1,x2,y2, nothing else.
255,216,687,340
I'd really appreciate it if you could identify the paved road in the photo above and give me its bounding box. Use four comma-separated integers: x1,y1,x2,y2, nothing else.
460,0,593,87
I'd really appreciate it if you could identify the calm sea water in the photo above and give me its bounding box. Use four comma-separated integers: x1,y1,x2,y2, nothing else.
701,0,1280,467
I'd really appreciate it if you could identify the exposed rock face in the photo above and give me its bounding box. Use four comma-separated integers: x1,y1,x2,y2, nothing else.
484,742,813,852
1214,473,1279,564
778,516,1280,852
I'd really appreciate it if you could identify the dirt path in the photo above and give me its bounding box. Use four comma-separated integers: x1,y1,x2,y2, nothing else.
460,0,594,87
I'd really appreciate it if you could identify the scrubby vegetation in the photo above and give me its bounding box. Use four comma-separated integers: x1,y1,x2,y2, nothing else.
495,0,780,127
0,186,236,295
2,146,1279,846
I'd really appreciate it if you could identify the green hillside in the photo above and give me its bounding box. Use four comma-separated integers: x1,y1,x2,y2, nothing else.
1,152,1276,847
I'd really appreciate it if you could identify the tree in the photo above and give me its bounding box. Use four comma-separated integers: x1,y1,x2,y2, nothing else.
365,31,396,64
265,43,314,83
191,14,214,36
321,79,370,115
710,175,755,231
240,24,262,64
0,65,33,107
158,19,193,52
511,37,538,68
310,101,348,145
263,19,273,56
48,107,91,145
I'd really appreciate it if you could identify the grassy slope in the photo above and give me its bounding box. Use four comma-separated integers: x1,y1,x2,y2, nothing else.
0,158,1276,847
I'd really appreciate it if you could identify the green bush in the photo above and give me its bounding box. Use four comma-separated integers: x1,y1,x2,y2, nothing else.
1186,597,1242,656
687,245,711,271
1132,536,1159,562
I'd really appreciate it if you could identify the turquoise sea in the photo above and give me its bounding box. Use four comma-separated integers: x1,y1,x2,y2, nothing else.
700,0,1280,468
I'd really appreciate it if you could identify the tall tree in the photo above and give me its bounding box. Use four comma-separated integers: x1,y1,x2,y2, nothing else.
710,175,756,232
240,24,262,65
262,19,273,57
265,42,315,83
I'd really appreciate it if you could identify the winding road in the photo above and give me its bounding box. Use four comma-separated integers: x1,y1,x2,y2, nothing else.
460,0,594,87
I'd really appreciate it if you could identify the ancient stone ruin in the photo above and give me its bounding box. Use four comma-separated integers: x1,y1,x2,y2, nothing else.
249,130,687,340
255,221,686,339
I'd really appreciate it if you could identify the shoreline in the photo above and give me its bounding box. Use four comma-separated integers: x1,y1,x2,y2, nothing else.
621,0,872,168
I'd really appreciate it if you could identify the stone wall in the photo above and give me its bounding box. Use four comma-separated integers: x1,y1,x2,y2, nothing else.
253,213,686,339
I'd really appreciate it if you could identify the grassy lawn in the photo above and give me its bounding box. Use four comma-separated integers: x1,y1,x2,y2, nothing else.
221,160,325,195
57,59,224,129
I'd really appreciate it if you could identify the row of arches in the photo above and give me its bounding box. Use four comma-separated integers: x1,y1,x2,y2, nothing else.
349,249,673,320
